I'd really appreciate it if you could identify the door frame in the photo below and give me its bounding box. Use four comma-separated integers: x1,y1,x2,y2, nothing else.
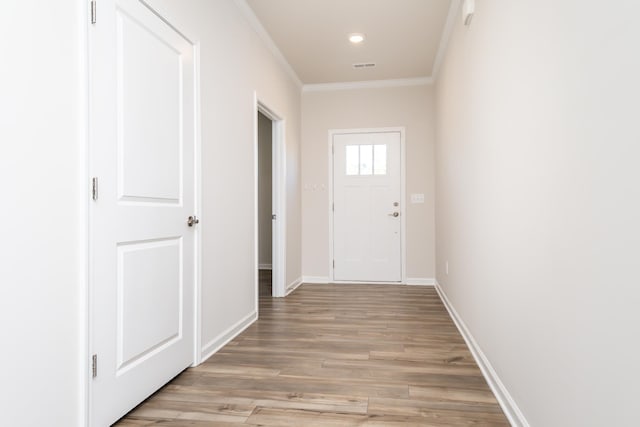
254,94,286,299
328,127,406,284
86,0,202,422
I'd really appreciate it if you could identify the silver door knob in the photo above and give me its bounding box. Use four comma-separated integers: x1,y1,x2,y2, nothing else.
187,215,200,227
388,212,400,217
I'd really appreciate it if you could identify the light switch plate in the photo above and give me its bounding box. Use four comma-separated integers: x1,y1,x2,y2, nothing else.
410,193,425,204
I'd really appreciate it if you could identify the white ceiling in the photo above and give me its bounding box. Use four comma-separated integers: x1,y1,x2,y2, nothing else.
245,0,453,85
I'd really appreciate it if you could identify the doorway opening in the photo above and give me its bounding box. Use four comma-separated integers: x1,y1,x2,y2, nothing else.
255,97,286,301
257,111,273,298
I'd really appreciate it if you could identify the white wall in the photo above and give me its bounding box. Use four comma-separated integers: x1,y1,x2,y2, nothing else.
146,0,302,359
258,112,273,267
302,85,436,281
435,1,640,425
0,1,86,425
1,1,302,424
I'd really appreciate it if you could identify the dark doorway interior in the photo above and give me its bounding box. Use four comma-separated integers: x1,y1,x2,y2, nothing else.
257,111,273,299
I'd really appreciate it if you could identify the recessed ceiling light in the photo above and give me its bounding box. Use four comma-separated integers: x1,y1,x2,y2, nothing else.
348,33,365,44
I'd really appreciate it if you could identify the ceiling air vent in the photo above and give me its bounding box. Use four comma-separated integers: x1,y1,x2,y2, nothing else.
352,62,376,69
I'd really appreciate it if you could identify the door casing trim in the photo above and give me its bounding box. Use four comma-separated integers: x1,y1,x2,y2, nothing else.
254,94,287,300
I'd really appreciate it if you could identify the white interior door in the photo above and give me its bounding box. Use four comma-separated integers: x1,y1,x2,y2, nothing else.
89,0,196,425
333,131,402,282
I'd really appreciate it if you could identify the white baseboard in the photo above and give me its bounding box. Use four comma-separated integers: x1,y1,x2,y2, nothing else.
199,310,257,362
300,277,436,286
258,263,272,270
332,280,405,285
405,277,436,286
434,281,529,427
301,276,330,284
286,277,303,295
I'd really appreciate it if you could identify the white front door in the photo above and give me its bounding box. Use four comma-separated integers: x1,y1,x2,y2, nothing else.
333,131,402,282
89,0,196,425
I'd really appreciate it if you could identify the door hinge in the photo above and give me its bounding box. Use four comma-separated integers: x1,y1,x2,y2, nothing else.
91,354,98,378
333,260,335,268
90,0,97,24
332,203,334,212
272,214,277,220
91,177,98,201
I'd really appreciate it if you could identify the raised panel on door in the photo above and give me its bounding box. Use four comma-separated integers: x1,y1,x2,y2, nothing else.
90,0,196,425
117,238,183,374
117,8,183,203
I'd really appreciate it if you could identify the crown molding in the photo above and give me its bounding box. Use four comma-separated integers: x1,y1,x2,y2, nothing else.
431,0,462,81
303,76,433,93
235,0,460,90
233,0,303,89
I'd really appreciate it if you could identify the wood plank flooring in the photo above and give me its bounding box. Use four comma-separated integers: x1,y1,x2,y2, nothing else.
116,281,509,426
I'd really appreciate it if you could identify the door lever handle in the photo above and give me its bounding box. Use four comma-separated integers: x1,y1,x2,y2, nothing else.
187,215,200,227
388,212,400,217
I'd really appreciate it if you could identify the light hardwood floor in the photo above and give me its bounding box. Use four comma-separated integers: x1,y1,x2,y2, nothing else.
116,281,509,426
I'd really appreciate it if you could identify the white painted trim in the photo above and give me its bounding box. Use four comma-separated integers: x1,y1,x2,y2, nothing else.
435,281,530,427
327,138,334,280
332,280,406,286
301,277,434,286
286,277,303,295
400,130,407,285
233,0,302,88
254,95,287,299
258,263,273,270
301,276,330,284
405,278,436,286
200,310,258,362
303,77,432,93
328,127,407,284
78,0,90,424
252,94,260,321
431,0,462,80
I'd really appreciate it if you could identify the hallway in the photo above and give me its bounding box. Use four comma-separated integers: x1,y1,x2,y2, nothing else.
116,284,508,426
